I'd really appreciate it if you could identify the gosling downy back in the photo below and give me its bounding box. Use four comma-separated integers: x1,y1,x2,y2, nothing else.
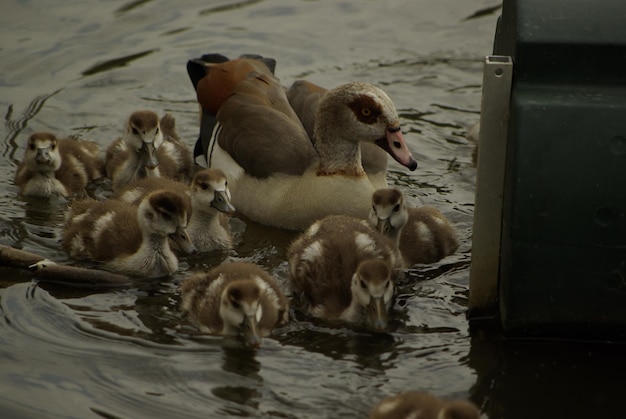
370,188,459,266
181,261,289,347
113,168,235,252
63,190,194,278
288,215,400,330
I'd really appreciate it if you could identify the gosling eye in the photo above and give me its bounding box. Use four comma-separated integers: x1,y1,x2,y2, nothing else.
360,279,367,289
201,183,209,190
50,142,56,150
132,127,139,136
361,108,372,117
155,127,160,134
371,205,377,214
29,143,36,150
393,204,400,212
160,211,172,221
231,300,240,309
385,280,390,289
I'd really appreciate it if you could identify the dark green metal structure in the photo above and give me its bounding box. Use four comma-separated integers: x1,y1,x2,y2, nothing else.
470,0,626,339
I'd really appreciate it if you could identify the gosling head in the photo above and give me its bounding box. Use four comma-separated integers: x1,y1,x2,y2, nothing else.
138,190,196,254
351,259,394,331
190,169,236,215
370,188,409,244
123,110,164,170
219,279,264,348
23,132,62,173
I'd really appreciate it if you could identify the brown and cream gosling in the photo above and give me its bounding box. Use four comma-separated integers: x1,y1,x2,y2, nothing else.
287,215,401,331
15,132,104,198
180,261,289,348
113,168,235,252
105,111,193,190
370,188,459,267
370,391,480,419
62,190,196,278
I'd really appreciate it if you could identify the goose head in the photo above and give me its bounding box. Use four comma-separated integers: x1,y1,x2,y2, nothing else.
219,279,264,348
369,188,409,246
315,82,418,172
350,259,394,331
190,168,236,215
122,110,164,170
137,190,196,254
24,132,62,173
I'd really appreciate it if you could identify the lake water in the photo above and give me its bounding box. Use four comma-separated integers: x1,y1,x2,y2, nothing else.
2,1,624,418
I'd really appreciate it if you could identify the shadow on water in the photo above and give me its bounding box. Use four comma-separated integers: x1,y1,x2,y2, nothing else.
212,346,263,413
81,50,159,77
199,0,264,16
279,321,399,372
115,0,156,15
467,334,626,418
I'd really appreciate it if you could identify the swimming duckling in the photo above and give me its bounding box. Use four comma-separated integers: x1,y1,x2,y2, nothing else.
105,111,193,190
62,190,196,278
370,188,459,267
181,261,289,348
113,168,235,252
287,215,400,331
15,132,104,198
370,391,480,419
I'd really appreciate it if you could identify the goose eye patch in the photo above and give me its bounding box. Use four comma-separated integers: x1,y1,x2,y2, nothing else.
348,95,382,124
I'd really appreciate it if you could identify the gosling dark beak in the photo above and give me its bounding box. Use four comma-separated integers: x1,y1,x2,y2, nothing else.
211,190,236,215
242,315,261,348
140,141,159,170
366,296,388,331
375,218,392,235
35,148,52,165
169,226,197,255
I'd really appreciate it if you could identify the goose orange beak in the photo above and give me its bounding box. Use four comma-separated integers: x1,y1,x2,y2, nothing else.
376,127,417,171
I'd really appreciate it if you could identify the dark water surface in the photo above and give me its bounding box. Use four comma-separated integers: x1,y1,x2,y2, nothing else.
2,1,623,418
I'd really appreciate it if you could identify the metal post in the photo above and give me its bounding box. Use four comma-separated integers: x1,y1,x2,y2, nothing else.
469,55,513,314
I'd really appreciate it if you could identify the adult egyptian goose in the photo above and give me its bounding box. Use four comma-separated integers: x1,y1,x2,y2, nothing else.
114,168,236,252
180,261,289,348
287,214,401,331
15,132,104,198
105,111,194,191
369,391,480,419
62,190,195,278
187,54,418,230
369,188,459,266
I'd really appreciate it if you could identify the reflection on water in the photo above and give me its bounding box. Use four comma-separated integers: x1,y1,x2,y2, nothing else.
468,335,626,418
